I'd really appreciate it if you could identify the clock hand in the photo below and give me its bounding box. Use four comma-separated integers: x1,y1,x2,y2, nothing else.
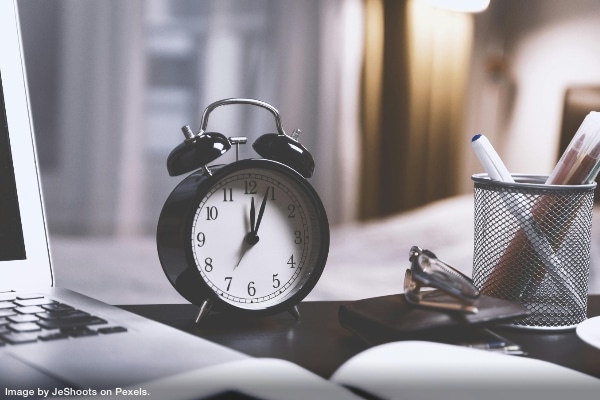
250,196,256,234
253,187,270,235
244,188,270,246
234,240,252,269
236,198,258,268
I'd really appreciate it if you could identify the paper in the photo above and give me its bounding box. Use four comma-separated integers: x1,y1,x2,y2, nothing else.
80,342,600,400
99,358,363,400
577,316,600,350
331,341,600,400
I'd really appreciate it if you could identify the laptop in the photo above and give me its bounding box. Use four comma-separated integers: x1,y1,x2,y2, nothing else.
0,0,247,392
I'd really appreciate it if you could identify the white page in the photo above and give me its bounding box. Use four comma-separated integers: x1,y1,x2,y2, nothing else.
331,341,600,400
81,358,363,400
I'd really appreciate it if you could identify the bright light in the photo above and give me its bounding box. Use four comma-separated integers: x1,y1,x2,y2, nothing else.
426,0,490,13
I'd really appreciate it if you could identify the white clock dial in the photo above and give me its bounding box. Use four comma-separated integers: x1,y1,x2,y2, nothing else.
190,167,321,309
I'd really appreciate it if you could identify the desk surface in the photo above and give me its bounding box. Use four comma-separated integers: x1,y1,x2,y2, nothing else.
120,295,600,380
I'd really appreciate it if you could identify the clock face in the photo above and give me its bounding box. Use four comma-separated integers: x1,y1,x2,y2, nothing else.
188,163,327,310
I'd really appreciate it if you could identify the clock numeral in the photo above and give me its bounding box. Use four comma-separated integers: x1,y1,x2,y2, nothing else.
196,232,206,247
287,255,296,268
204,257,213,272
222,187,233,202
247,281,256,297
272,274,281,289
244,180,257,194
288,204,296,218
294,230,303,244
205,206,218,220
224,277,232,291
267,186,276,200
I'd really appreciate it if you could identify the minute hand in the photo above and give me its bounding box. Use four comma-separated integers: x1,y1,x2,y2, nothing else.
252,187,270,235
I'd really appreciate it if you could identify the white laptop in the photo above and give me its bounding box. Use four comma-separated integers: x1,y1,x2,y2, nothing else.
0,0,248,392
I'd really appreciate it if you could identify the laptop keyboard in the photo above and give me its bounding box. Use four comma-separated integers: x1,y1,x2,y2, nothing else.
0,293,127,346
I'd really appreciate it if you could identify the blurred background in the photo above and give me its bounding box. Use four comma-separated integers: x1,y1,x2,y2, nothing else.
16,0,600,303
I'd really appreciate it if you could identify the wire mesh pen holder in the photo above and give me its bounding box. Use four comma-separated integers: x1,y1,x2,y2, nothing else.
472,174,595,330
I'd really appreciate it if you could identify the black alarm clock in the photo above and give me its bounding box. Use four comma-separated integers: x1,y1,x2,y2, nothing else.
157,98,330,323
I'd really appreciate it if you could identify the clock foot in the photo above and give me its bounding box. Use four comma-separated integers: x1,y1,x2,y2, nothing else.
195,299,213,324
288,306,301,321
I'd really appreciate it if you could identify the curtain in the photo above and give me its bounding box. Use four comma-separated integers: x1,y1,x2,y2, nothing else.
314,0,364,225
359,0,473,220
27,0,147,235
21,0,364,235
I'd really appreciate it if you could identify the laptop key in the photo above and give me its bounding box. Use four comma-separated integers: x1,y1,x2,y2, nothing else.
16,294,45,300
0,309,16,318
38,310,90,320
42,302,74,312
0,293,16,302
38,331,70,341
0,331,39,344
15,306,45,314
7,314,39,323
14,298,54,307
68,328,99,338
0,301,15,309
38,316,107,330
8,322,41,333
17,293,44,300
97,326,127,334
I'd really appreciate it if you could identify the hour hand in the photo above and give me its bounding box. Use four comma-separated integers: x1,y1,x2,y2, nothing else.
244,196,260,246
245,188,269,246
250,196,256,234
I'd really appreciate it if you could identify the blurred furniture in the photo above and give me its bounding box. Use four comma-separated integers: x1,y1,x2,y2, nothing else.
559,86,600,201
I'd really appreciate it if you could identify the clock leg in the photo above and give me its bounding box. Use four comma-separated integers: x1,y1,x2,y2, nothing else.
194,299,213,324
288,305,301,321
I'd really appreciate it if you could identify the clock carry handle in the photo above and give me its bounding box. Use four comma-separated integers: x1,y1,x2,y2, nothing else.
199,98,315,178
167,98,315,178
197,98,287,137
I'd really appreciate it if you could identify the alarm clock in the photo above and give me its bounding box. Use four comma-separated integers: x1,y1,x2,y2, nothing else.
157,98,330,323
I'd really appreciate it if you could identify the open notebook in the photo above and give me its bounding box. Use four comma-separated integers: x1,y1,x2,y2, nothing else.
105,341,599,400
0,0,250,392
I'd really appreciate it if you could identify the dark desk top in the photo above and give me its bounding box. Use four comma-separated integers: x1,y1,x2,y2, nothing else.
120,295,600,380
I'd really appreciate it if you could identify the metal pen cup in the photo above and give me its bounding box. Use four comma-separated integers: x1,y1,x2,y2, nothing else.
472,174,595,330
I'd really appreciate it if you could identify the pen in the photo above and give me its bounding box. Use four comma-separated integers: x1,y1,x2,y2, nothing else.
458,330,526,355
471,134,514,183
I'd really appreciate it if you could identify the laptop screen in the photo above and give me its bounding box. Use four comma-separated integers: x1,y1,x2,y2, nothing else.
0,0,53,290
0,71,27,261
